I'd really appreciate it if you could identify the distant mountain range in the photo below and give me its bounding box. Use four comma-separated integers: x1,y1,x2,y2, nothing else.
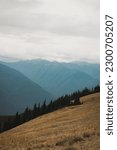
4,59,100,97
0,63,52,115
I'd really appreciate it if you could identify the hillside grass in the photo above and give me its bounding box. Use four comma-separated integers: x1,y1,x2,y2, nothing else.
0,93,100,150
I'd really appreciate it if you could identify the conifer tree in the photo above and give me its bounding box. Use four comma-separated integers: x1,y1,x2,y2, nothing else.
41,100,47,114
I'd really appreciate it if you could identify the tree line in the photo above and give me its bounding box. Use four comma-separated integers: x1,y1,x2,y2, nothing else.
0,85,100,133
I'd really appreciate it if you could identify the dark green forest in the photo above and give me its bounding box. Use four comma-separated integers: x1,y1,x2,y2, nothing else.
0,85,100,133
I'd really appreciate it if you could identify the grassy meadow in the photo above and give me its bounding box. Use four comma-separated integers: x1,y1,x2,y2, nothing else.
0,93,100,150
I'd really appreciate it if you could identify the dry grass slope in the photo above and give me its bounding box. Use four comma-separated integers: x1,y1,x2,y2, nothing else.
0,93,100,150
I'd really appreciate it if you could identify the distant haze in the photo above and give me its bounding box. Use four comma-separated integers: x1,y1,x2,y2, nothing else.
0,0,99,63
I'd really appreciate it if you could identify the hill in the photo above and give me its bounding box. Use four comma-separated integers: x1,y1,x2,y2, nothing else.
0,93,100,150
0,63,52,115
4,59,100,97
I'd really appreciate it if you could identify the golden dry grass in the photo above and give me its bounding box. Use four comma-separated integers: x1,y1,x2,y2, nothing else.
0,93,100,150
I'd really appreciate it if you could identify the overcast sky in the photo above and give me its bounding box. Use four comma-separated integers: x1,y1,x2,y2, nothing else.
0,0,99,63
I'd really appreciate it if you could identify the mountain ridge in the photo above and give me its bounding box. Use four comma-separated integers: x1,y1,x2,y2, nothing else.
4,59,100,97
0,63,52,115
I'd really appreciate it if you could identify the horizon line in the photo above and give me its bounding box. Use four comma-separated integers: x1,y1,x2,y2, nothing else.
0,55,100,64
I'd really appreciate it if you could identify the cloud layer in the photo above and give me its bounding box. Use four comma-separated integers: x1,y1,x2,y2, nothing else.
0,0,99,62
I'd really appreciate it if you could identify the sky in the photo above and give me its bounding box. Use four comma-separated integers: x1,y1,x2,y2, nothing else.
0,0,99,63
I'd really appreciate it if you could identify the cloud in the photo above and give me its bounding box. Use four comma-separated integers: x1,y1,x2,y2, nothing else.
0,0,99,62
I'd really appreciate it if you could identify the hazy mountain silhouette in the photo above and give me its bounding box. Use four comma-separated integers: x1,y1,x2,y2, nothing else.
5,59,99,97
0,63,52,115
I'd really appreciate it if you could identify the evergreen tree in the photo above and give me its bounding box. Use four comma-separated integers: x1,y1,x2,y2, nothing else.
33,104,38,118
37,103,41,115
41,100,47,114
47,100,53,112
22,107,30,122
94,85,100,92
14,112,20,126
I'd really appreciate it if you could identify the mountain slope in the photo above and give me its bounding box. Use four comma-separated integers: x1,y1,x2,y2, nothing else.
62,61,100,80
0,93,100,150
5,59,100,97
0,63,52,115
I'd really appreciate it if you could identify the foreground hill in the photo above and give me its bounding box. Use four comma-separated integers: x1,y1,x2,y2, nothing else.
0,93,100,150
5,59,100,97
0,63,52,115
